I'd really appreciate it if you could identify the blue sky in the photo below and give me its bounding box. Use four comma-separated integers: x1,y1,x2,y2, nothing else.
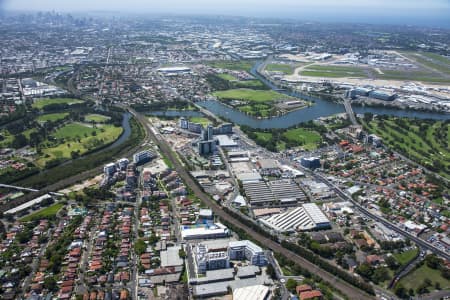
3,0,450,27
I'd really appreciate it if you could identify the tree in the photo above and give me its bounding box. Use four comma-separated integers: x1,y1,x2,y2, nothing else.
178,248,187,259
385,256,399,270
266,263,276,279
394,283,408,299
43,276,57,292
355,263,374,281
425,254,441,269
134,239,146,255
12,133,28,148
285,278,297,293
372,267,390,284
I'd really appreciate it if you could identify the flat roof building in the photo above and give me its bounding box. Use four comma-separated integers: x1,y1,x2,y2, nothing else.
181,223,229,240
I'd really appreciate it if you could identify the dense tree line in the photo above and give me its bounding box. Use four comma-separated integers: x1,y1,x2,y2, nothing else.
206,73,269,91
44,216,82,274
0,105,28,126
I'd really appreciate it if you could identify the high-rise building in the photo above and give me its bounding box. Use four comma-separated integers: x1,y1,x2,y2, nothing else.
133,150,156,165
198,140,216,155
103,162,116,176
179,117,189,129
300,157,321,169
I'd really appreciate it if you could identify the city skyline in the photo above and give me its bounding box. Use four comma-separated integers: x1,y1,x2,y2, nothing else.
2,0,450,27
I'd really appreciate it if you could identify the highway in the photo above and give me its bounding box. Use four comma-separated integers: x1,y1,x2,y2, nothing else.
128,107,375,300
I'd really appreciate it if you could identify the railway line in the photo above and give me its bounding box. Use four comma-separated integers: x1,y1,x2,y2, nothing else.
129,107,375,300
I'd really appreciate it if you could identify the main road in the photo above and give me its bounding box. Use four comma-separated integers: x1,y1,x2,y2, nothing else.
312,171,450,261
127,107,375,300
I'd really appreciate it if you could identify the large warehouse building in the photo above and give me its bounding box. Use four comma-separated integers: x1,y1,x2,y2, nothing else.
259,203,331,233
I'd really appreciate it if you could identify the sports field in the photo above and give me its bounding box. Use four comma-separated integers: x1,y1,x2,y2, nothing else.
247,127,322,151
283,128,322,150
20,203,64,222
189,117,211,126
37,113,69,122
213,88,287,102
85,114,111,123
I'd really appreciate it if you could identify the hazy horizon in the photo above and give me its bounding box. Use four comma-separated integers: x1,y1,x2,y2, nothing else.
2,0,450,28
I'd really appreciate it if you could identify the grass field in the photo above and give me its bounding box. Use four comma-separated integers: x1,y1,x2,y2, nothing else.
266,63,294,74
32,98,84,110
85,114,111,123
189,117,211,126
398,264,450,291
217,73,237,81
393,248,419,266
300,65,367,78
37,123,123,167
20,203,64,222
377,69,450,83
255,132,273,143
249,127,322,151
362,117,450,179
37,113,69,122
207,60,254,72
213,88,287,102
401,51,450,76
283,128,322,150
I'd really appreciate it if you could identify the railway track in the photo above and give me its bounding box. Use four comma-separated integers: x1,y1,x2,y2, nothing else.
129,107,375,300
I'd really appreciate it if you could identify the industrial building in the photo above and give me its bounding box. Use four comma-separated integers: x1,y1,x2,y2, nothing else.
181,223,229,240
233,285,271,300
256,159,280,176
269,180,308,205
157,66,192,75
260,203,331,233
215,135,238,147
242,181,276,206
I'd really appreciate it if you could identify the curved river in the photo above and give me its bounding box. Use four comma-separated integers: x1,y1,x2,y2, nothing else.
105,112,132,150
197,62,450,129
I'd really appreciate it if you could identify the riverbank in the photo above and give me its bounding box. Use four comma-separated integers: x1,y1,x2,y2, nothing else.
194,61,450,129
